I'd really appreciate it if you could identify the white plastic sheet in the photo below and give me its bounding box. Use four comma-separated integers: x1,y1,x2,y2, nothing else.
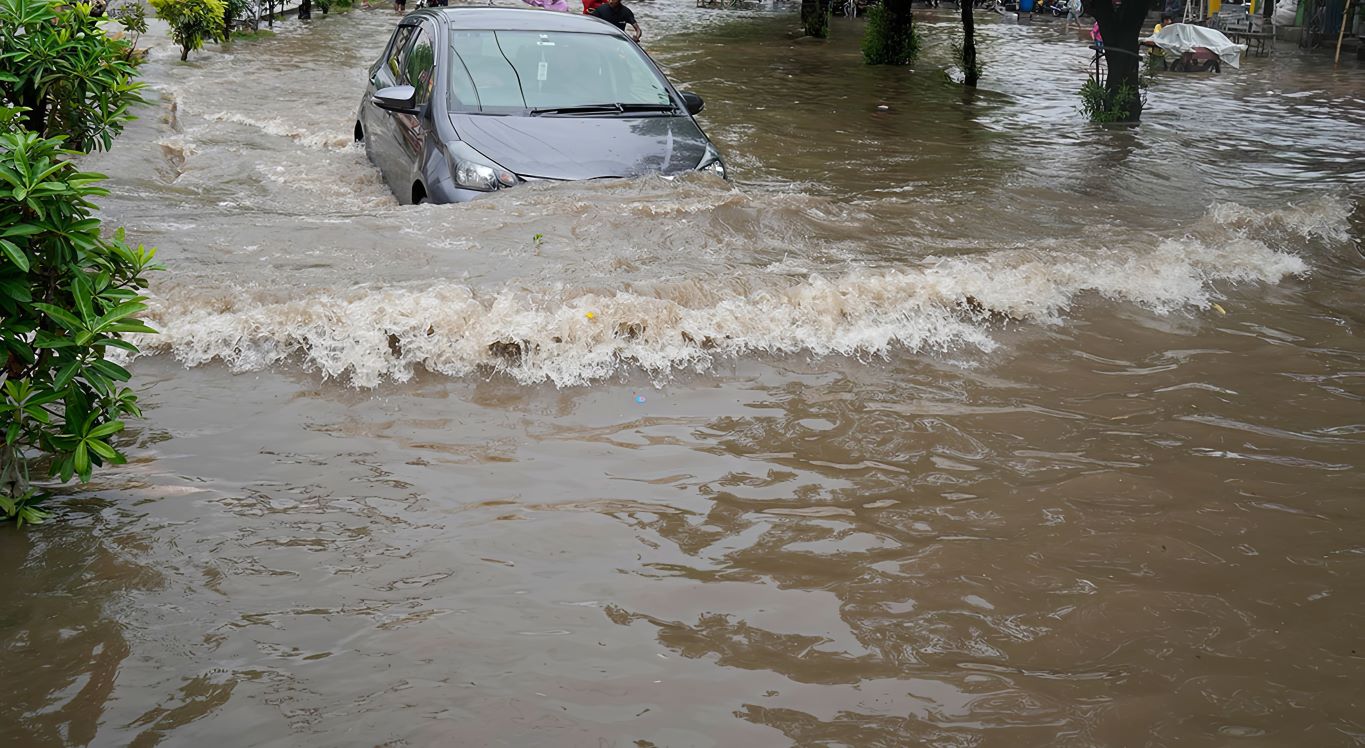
1272,0,1298,26
1147,23,1249,68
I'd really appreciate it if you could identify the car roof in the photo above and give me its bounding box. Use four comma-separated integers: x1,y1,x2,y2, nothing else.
414,7,622,34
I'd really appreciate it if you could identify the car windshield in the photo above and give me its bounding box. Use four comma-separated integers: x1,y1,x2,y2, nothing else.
447,30,674,113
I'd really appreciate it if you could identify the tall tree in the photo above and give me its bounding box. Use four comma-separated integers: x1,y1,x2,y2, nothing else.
1085,0,1148,120
961,0,978,85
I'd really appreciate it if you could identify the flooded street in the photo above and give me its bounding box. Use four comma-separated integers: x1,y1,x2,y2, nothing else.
3,2,1363,745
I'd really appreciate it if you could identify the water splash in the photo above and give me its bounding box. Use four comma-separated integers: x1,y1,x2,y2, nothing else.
131,200,1330,387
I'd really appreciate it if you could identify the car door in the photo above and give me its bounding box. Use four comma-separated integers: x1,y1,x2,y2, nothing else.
364,23,417,198
394,21,441,194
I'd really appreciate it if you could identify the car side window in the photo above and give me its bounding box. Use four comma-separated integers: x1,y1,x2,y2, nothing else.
381,26,416,85
404,25,437,107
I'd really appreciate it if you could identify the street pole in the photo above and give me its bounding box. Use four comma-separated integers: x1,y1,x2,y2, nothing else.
1335,0,1353,64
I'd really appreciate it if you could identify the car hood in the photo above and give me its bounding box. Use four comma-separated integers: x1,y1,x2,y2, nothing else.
450,113,711,181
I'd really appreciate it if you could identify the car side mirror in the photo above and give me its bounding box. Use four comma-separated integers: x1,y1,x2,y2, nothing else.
374,85,417,113
679,91,704,116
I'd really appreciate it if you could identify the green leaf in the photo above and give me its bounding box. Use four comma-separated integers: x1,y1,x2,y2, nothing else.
33,303,86,332
86,420,125,439
104,321,157,335
86,438,118,461
18,504,49,526
33,331,76,349
90,359,131,382
73,440,90,476
72,274,95,324
96,338,139,353
0,224,43,239
0,238,29,272
53,360,79,390
0,278,33,302
91,301,146,331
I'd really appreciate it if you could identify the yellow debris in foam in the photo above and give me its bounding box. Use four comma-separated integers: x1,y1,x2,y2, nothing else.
1211,303,1227,316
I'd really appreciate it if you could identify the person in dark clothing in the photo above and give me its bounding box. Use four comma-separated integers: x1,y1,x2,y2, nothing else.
592,0,642,42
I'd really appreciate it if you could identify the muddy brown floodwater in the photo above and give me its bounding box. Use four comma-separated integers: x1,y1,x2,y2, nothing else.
3,2,1363,746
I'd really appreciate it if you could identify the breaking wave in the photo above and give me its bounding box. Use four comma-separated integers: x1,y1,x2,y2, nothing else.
129,199,1344,387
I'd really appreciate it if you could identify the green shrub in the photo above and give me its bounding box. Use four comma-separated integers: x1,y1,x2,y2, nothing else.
951,39,982,83
149,0,228,61
222,0,251,37
0,126,163,526
1079,80,1142,123
0,0,145,151
113,0,149,43
862,4,920,66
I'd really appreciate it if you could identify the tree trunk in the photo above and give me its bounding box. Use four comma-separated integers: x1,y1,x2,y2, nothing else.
181,44,189,61
886,0,913,36
801,0,829,37
1086,0,1148,120
961,0,978,85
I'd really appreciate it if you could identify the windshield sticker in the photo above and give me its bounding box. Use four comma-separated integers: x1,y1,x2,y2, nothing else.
537,61,548,82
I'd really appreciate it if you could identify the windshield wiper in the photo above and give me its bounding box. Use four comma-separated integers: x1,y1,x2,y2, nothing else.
529,103,678,116
618,103,680,113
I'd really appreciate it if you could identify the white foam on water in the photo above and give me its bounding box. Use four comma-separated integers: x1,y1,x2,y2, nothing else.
132,198,1334,387
1205,199,1354,244
201,110,354,150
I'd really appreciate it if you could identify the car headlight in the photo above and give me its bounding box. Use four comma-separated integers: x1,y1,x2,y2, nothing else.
699,158,726,179
454,159,517,191
446,142,518,192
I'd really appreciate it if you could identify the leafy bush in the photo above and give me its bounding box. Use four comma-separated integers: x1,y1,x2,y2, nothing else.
0,126,162,526
0,0,145,151
149,0,228,61
862,3,920,65
1079,80,1142,123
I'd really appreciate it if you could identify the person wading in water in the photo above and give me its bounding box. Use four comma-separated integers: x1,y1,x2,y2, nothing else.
591,0,642,42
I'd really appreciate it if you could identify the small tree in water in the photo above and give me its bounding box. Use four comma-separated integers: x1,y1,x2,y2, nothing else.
863,0,919,65
801,0,831,38
149,0,227,61
1083,0,1149,121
